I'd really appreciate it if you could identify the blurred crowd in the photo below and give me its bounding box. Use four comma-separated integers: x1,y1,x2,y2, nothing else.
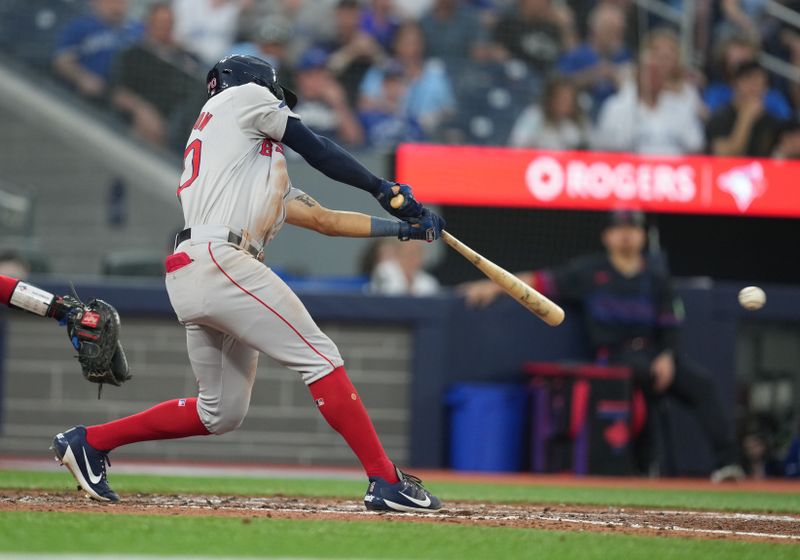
35,0,800,157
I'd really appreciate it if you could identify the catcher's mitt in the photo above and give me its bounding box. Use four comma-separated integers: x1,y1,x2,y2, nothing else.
64,298,131,397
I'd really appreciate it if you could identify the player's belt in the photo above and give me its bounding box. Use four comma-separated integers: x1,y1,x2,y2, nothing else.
175,226,264,260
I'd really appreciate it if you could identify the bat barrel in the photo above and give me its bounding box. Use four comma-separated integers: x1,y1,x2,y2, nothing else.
442,231,565,327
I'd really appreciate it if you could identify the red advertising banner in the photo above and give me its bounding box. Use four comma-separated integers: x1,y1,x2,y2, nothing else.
395,144,800,218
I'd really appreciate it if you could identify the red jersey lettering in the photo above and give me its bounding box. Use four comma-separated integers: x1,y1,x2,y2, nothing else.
193,112,214,131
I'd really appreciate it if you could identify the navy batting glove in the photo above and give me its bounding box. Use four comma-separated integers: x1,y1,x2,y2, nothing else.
398,209,446,242
375,180,424,220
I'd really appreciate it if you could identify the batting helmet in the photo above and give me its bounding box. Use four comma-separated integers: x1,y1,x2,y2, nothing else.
206,55,298,109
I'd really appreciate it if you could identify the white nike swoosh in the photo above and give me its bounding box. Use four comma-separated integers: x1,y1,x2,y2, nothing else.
82,447,103,485
398,491,431,508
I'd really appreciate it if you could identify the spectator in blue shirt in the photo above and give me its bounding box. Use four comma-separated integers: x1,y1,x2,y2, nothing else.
359,62,426,148
703,35,792,120
53,0,143,99
359,22,455,136
360,0,400,51
557,3,632,116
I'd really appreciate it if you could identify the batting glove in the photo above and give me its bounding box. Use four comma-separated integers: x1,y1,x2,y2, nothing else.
375,180,424,220
399,209,446,242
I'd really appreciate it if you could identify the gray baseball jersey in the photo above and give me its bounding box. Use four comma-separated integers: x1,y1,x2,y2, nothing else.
178,82,302,247
168,84,343,434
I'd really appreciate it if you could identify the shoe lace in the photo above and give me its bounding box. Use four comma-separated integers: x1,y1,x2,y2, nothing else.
99,452,111,478
399,469,424,487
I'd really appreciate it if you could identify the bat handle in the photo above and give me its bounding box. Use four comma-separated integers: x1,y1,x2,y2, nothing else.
390,193,405,209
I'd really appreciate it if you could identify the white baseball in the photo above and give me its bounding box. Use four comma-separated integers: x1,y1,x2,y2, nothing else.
738,286,766,310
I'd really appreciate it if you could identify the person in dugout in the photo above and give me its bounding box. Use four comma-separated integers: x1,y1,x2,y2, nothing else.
462,209,744,482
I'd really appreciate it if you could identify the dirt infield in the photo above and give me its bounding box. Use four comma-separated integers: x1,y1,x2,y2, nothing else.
2,490,799,543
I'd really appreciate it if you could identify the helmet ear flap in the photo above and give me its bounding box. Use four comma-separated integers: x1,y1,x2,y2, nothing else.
281,86,298,110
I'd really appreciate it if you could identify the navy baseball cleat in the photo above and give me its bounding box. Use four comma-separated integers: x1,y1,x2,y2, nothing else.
52,425,118,502
364,467,442,512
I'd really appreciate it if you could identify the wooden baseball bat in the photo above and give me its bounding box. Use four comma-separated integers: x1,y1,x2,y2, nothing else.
391,194,565,326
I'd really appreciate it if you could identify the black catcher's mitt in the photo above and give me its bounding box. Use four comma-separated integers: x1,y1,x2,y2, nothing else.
63,298,131,396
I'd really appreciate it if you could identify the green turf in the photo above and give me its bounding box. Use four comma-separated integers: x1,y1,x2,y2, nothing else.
0,511,796,560
2,470,799,513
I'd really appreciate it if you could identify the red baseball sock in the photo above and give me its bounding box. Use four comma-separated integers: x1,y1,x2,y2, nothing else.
309,366,399,483
86,398,210,452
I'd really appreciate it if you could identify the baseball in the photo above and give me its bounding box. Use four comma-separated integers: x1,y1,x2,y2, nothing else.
738,286,766,310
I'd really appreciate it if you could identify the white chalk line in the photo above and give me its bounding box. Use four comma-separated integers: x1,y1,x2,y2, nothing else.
177,499,800,541
644,510,800,523
533,515,800,541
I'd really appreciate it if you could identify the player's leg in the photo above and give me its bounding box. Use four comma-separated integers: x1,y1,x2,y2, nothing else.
85,324,258,448
189,324,260,435
204,244,394,476
668,355,743,480
53,324,257,501
611,350,661,474
53,386,211,502
52,326,214,501
204,243,440,510
207,253,397,480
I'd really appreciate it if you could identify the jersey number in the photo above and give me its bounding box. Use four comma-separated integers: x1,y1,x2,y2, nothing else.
178,139,202,196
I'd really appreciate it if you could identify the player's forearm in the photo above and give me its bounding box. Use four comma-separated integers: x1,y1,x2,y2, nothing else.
287,195,404,238
320,212,404,238
0,276,72,321
317,210,371,237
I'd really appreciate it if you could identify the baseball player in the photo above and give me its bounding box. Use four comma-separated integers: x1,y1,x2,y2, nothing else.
462,210,743,481
52,55,445,512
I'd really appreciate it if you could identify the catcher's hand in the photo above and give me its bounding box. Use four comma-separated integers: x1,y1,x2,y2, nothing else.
62,298,131,396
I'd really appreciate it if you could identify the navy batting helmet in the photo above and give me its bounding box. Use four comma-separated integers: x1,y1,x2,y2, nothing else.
206,55,298,109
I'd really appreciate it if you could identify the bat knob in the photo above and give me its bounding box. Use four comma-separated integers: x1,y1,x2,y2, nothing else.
390,194,405,209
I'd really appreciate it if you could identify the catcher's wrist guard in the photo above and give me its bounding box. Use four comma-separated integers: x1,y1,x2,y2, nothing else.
8,281,58,317
49,295,82,323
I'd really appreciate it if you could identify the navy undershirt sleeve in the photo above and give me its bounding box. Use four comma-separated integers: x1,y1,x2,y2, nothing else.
281,117,382,195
